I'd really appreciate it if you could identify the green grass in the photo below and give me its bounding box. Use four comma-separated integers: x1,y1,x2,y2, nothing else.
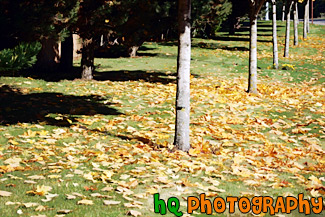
0,21,324,217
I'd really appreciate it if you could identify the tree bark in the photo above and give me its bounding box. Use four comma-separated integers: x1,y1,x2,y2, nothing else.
174,0,191,152
265,2,270,21
293,1,299,46
81,38,94,80
282,4,286,21
60,32,73,71
248,14,258,94
307,0,310,33
295,1,299,24
128,46,139,57
35,37,60,72
303,0,309,39
284,0,293,58
271,0,279,69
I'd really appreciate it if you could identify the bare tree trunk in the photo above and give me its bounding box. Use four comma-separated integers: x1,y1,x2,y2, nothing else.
303,0,309,39
60,32,73,70
282,4,286,21
284,0,293,58
81,38,94,80
295,1,299,24
174,0,191,152
265,2,270,20
271,0,279,69
248,14,258,94
306,0,310,33
35,37,60,72
293,1,299,46
128,46,139,57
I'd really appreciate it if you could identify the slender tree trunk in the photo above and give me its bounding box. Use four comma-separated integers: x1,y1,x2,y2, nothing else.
284,0,293,58
174,0,191,152
306,0,310,33
282,4,286,21
248,14,258,94
81,38,94,80
128,46,139,57
35,38,60,72
60,32,73,71
271,0,279,69
303,0,309,39
265,2,270,20
293,1,299,46
295,1,299,24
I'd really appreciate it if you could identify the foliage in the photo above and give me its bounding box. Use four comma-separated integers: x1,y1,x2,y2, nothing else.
0,42,41,72
192,0,232,38
0,0,79,50
101,0,177,56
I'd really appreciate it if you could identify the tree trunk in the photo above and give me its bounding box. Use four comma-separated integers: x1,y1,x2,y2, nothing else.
293,1,299,46
293,0,299,46
306,0,310,33
284,0,293,58
303,0,309,39
229,16,241,35
174,0,191,152
128,46,139,57
60,32,73,71
248,14,258,94
282,4,286,21
295,2,299,24
265,2,270,21
35,37,60,72
81,38,94,80
271,0,279,69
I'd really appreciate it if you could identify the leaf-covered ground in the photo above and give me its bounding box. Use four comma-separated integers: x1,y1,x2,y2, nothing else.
0,21,324,217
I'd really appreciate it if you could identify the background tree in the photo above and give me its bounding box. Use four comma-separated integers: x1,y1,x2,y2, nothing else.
247,0,266,94
174,0,191,152
303,0,310,39
282,1,286,21
74,0,108,80
192,0,232,38
271,0,279,69
114,0,177,57
284,0,294,57
227,0,249,35
0,0,79,71
293,0,299,46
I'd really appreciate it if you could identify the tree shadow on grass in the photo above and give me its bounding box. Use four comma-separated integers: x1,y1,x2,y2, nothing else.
95,45,158,58
233,33,274,37
192,42,249,51
0,85,122,126
212,35,272,43
94,70,179,84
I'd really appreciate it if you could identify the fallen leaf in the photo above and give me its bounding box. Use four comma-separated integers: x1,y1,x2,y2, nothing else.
0,190,12,197
103,200,121,205
57,209,73,214
126,210,142,217
77,199,93,205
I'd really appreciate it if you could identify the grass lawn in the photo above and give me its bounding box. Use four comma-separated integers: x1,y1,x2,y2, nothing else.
0,21,324,217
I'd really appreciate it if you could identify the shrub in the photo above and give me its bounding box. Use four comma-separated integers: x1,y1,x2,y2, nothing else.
0,42,41,72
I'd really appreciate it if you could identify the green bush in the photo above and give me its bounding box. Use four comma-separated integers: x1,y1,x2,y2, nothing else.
0,42,41,72
192,0,232,38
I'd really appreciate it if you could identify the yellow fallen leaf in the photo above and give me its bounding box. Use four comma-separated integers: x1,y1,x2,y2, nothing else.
0,190,12,197
126,210,142,217
77,199,93,205
4,157,22,167
23,202,39,208
35,205,47,211
57,209,73,214
103,200,121,205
